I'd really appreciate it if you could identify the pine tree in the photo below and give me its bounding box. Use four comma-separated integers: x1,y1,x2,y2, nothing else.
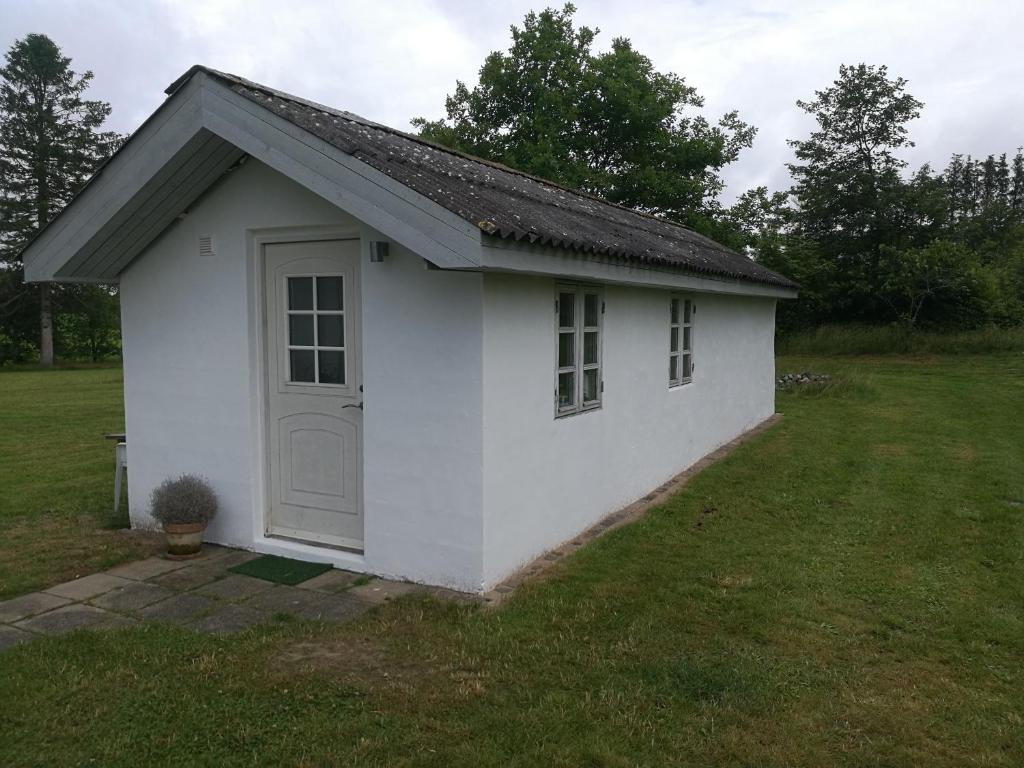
1011,149,1024,211
0,34,121,365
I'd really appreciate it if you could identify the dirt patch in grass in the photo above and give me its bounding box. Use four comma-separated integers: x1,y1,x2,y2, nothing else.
274,633,438,691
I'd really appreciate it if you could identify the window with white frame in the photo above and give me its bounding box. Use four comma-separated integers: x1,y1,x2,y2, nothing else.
669,296,694,386
556,284,603,415
286,275,346,385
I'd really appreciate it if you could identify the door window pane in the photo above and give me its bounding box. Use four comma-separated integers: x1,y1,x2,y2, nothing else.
670,298,679,324
684,299,692,323
558,332,575,367
558,292,575,328
318,351,345,384
316,276,343,311
583,331,599,365
683,326,692,352
317,315,344,348
670,326,679,353
288,277,313,310
289,315,314,346
582,368,599,403
558,371,575,408
683,354,692,379
670,355,679,381
289,349,315,382
583,293,599,327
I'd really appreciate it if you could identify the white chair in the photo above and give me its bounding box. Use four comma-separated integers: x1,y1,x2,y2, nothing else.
114,442,128,515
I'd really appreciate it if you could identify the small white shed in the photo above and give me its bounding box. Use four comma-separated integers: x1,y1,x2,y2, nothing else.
23,67,797,593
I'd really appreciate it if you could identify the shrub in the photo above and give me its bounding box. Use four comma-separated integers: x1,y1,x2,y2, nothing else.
150,474,218,526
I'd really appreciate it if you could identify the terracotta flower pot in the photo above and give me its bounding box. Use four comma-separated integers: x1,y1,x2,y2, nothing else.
163,522,207,559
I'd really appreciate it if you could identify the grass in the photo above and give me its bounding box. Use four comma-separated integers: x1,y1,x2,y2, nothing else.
777,323,1024,355
0,367,160,597
1,356,1023,766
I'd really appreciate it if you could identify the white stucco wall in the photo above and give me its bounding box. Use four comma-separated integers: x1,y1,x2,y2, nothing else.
120,157,777,594
480,273,777,587
120,159,485,590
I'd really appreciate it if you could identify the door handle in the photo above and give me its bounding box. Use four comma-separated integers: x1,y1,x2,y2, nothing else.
343,402,363,410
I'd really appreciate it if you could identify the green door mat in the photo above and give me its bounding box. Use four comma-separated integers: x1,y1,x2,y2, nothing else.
229,555,333,585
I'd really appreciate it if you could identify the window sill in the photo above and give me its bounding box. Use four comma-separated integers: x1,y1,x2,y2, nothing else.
669,379,694,390
555,403,602,419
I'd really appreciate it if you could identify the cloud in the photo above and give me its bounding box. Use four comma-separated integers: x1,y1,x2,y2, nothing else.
2,0,1022,202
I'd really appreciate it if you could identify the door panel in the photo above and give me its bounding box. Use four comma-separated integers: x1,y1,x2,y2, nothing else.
264,239,363,550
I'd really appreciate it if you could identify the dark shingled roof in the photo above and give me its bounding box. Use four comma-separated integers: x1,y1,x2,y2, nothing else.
171,67,796,290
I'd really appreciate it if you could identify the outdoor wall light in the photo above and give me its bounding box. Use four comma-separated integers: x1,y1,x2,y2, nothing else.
369,241,389,262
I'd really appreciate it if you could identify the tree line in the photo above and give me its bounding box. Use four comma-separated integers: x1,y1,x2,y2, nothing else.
2,7,1021,364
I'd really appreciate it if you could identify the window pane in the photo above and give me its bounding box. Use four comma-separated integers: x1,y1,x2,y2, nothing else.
289,314,314,346
558,371,575,408
584,293,599,327
670,298,679,324
288,277,313,310
684,299,692,323
683,326,692,352
318,350,345,384
558,331,575,367
558,292,575,328
289,349,315,382
583,368,599,403
670,355,679,382
317,315,344,348
683,353,692,379
317,276,343,311
670,326,679,353
583,331,599,365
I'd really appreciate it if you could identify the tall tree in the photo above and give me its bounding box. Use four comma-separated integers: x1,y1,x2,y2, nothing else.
0,33,120,365
412,4,755,235
788,64,923,319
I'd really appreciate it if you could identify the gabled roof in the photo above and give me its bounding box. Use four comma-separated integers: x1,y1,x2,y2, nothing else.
22,65,796,296
171,67,795,291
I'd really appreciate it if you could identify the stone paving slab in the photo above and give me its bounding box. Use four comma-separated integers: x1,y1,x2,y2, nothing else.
0,624,32,651
196,574,275,601
296,569,364,593
190,604,270,635
90,581,176,613
137,593,219,625
0,592,71,623
152,565,224,591
106,557,188,581
294,593,375,622
44,573,133,601
243,585,326,616
348,580,427,604
15,604,125,636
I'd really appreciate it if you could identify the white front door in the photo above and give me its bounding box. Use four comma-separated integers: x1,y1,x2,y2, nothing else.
264,239,363,550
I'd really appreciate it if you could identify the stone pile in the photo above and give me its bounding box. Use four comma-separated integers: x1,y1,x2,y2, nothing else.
776,372,832,389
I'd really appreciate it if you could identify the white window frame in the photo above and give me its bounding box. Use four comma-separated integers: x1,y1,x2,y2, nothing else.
285,273,347,387
669,295,695,387
555,283,603,417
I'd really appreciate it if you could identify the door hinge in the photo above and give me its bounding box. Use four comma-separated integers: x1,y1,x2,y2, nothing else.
601,301,606,314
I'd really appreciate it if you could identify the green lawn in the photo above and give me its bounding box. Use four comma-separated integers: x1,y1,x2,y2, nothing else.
0,366,160,598
1,356,1022,766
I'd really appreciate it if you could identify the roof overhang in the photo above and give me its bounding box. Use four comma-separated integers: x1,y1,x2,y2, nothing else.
475,238,798,299
22,71,484,283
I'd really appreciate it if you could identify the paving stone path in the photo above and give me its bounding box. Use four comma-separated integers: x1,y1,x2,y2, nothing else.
0,546,473,652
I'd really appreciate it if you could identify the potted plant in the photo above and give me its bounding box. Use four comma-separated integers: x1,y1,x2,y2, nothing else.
150,474,218,559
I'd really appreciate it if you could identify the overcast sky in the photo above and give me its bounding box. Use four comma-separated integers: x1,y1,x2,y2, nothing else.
3,0,1022,202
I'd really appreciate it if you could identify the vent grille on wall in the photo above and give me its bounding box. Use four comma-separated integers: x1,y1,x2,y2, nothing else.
198,234,216,258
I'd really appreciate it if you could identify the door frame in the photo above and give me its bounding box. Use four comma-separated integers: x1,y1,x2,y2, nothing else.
247,225,366,553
